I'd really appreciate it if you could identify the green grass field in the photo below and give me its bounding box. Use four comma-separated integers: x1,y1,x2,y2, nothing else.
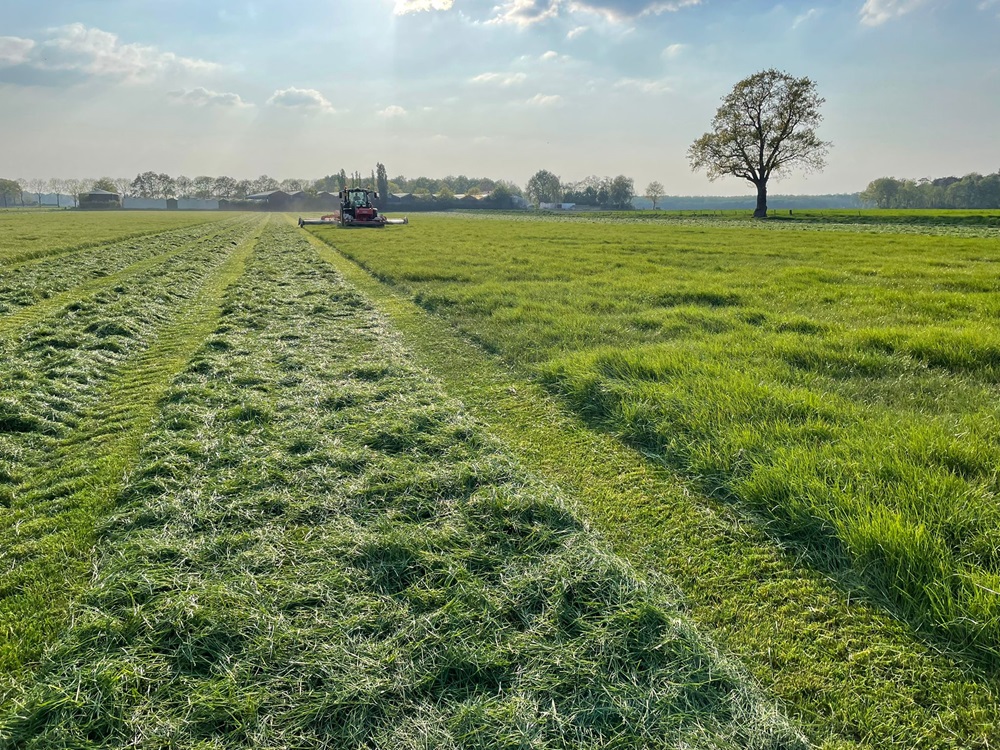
309,211,1000,747
0,210,228,265
0,213,804,748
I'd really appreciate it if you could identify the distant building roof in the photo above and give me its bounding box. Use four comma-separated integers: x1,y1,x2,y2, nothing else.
246,190,290,200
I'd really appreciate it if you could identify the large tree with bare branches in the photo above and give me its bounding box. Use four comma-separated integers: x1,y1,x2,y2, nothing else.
688,69,830,218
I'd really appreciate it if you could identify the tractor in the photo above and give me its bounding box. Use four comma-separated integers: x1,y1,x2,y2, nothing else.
298,188,408,228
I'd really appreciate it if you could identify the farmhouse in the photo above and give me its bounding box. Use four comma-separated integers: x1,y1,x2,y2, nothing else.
78,189,121,209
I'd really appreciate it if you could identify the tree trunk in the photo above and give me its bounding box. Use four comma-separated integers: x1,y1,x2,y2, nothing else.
753,181,768,218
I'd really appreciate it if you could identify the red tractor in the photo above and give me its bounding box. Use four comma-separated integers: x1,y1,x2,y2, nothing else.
298,188,408,228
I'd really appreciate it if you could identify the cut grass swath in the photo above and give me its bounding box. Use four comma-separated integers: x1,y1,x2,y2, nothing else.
0,216,265,707
3,220,803,748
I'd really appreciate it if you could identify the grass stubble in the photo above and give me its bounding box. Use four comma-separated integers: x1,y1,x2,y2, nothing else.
309,213,1000,748
3,220,803,748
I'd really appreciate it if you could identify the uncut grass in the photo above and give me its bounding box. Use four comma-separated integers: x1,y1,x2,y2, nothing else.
321,215,1000,665
457,208,1000,239
0,217,251,318
0,210,228,265
0,219,262,703
3,223,804,748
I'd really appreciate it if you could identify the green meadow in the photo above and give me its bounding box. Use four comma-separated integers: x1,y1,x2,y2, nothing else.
0,213,802,748
324,213,1000,662
0,210,226,265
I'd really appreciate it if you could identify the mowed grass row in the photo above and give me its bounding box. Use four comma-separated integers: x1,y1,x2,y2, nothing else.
0,217,264,706
321,215,1000,664
0,210,228,266
3,221,804,748
0,216,252,322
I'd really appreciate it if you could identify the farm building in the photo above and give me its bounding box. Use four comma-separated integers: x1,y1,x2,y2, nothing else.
177,198,219,210
246,190,292,210
123,197,169,210
78,189,121,209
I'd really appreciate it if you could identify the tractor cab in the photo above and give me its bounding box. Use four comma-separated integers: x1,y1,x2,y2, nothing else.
340,188,379,224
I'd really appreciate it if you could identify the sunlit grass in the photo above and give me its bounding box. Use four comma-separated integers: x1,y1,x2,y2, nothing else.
2,221,801,747
320,213,1000,666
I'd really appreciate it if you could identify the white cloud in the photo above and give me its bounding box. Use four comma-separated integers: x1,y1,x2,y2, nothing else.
568,0,702,22
614,77,672,94
0,36,35,66
470,71,527,85
267,87,334,112
169,87,251,108
792,8,820,28
378,104,408,117
859,0,929,26
393,0,455,13
490,0,561,27
662,43,686,59
33,24,220,82
489,0,700,26
526,93,562,105
567,25,589,38
539,50,572,62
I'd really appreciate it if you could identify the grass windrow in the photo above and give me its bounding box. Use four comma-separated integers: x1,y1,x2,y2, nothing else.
0,216,264,704
3,221,802,748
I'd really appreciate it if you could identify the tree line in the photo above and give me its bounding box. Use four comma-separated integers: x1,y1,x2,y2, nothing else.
0,169,530,207
860,171,1000,209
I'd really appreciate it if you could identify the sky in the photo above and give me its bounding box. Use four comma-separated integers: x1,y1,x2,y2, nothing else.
1,0,998,195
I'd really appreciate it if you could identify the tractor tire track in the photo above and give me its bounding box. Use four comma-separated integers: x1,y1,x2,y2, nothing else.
0,216,251,329
0,216,265,708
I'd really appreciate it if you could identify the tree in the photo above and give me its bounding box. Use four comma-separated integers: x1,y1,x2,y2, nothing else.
645,180,664,210
250,175,279,194
376,162,389,208
0,179,20,208
92,177,117,193
608,175,635,209
27,178,47,206
65,179,83,207
48,178,64,207
489,182,512,208
193,175,214,199
859,177,900,209
213,176,238,199
526,169,562,206
688,69,830,218
131,171,161,198
112,177,133,203
175,175,193,198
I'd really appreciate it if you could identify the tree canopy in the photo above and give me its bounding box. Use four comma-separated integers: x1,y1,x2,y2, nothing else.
526,170,562,205
689,69,830,217
860,171,1000,209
